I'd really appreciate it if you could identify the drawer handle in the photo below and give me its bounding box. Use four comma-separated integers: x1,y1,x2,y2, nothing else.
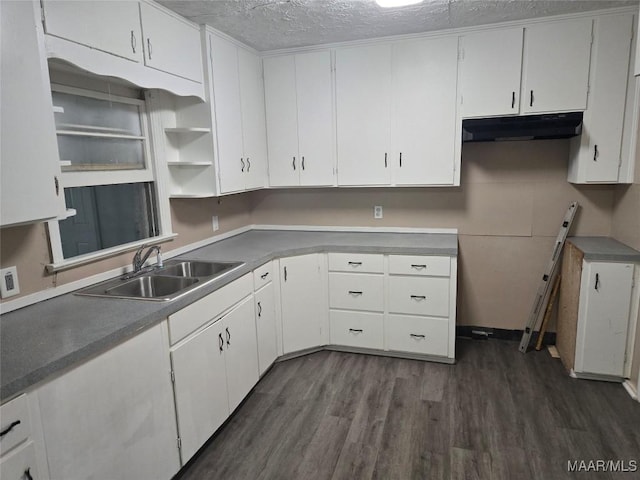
0,419,21,437
348,262,362,266
410,333,426,339
411,264,427,269
218,333,224,353
595,273,600,291
258,301,262,317
348,291,363,296
410,295,426,301
24,468,33,480
226,327,231,346
349,328,363,333
260,272,269,280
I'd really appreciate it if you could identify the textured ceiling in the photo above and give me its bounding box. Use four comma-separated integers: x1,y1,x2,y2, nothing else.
158,0,637,51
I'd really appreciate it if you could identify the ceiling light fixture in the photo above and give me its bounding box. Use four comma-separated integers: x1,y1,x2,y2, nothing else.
376,0,424,8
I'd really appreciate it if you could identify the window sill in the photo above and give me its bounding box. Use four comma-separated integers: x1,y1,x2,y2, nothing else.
45,233,178,273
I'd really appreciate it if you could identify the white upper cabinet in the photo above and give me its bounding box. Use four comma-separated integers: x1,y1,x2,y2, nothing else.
521,19,593,114
391,37,458,185
336,44,393,186
569,14,634,183
139,2,203,83
42,0,143,63
209,32,268,194
459,28,524,118
1,0,64,227
264,50,335,187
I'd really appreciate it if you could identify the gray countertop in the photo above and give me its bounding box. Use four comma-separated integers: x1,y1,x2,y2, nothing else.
0,229,457,402
568,236,640,262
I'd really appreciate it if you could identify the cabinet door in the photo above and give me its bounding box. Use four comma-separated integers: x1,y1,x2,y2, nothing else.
296,50,335,186
583,14,632,182
1,1,63,227
255,283,278,375
336,44,392,186
42,0,143,63
392,37,458,185
171,321,229,464
521,19,592,114
37,323,180,480
576,262,634,376
459,28,523,118
139,2,203,83
223,296,259,412
264,55,300,187
210,34,246,194
0,441,40,480
280,255,327,353
239,48,269,190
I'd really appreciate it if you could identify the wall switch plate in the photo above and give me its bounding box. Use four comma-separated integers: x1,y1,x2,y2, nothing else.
212,215,219,232
374,206,383,219
0,266,20,298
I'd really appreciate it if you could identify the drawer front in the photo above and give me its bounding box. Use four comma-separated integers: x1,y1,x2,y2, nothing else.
330,310,383,349
253,261,273,290
386,314,449,357
388,276,449,317
328,253,384,274
389,255,450,277
0,395,31,456
329,273,384,312
0,440,39,480
169,273,253,345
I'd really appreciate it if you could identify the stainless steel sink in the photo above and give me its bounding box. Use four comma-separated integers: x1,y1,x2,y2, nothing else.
75,259,244,301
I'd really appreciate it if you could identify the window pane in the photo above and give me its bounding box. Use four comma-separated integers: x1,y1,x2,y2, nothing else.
57,135,145,170
52,91,142,136
59,183,158,259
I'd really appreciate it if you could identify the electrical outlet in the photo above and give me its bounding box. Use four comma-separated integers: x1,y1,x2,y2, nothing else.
0,266,20,298
212,215,219,232
374,206,383,219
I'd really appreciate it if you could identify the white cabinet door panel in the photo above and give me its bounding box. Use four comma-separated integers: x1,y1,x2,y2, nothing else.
328,273,384,312
43,0,143,62
139,2,203,83
459,28,523,118
386,314,449,356
223,297,259,412
264,55,300,187
392,37,458,185
336,44,392,185
521,19,592,113
576,262,634,376
296,51,335,186
388,276,450,317
0,441,40,480
171,321,229,464
255,283,278,375
330,310,384,350
328,253,384,274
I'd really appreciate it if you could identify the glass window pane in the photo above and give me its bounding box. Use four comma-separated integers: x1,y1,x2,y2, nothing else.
59,183,158,259
57,136,145,170
52,91,142,136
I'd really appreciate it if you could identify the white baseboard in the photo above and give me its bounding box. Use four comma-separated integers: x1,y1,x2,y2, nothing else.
623,379,639,401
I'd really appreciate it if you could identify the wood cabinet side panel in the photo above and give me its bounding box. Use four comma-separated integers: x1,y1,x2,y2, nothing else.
556,241,584,371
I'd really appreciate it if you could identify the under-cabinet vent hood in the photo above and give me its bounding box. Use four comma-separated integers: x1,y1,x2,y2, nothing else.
462,112,583,142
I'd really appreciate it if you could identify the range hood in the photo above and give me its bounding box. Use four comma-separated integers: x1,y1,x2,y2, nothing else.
462,112,583,142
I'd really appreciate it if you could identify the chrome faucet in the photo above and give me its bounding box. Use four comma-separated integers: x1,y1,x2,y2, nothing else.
131,244,163,275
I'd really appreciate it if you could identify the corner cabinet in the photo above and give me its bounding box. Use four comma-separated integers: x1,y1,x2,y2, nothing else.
1,0,64,227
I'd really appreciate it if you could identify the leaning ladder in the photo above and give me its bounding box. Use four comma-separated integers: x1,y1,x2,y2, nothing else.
518,201,579,353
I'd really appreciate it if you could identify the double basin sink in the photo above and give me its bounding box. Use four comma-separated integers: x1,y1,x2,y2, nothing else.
76,259,244,301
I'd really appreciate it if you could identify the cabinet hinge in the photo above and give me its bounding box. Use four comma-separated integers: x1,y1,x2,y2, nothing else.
170,370,175,383
177,437,182,450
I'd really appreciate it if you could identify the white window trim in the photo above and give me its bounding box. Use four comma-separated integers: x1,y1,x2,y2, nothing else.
47,84,173,270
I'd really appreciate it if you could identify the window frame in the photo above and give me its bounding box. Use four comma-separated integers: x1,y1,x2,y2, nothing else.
46,84,173,272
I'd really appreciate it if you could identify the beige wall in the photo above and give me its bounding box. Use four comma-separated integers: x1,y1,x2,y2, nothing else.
251,140,616,330
0,193,252,302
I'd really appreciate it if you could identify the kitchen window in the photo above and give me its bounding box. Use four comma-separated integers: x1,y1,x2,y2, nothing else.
46,84,173,271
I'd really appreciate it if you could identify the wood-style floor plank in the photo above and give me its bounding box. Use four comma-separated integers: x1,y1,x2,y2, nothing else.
176,339,640,480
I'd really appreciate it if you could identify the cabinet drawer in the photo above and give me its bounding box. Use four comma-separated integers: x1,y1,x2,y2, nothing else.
386,314,449,356
388,255,450,277
388,276,449,317
253,261,273,290
328,253,384,273
168,274,252,345
329,273,384,312
0,440,39,480
330,310,384,349
0,395,31,456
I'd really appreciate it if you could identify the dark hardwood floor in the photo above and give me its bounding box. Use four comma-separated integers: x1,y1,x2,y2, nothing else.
176,339,640,480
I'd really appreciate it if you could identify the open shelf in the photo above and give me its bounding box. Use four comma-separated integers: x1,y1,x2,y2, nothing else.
167,161,213,167
164,127,211,134
169,193,216,199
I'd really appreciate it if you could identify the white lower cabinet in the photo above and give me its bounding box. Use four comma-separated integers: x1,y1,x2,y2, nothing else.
330,311,384,349
388,276,450,317
35,323,180,480
255,282,277,375
0,441,40,480
386,315,450,357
